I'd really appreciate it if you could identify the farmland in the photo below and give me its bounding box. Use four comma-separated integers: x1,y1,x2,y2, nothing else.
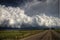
0,30,60,40
0,30,43,40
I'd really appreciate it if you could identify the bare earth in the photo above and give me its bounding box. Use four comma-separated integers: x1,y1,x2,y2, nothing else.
21,30,60,40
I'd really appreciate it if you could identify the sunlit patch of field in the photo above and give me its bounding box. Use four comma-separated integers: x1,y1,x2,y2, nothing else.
0,30,43,40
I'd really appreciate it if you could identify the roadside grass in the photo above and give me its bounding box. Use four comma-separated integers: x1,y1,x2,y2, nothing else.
0,30,44,40
55,30,60,33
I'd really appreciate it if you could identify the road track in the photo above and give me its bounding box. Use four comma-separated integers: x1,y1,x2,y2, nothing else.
21,30,60,40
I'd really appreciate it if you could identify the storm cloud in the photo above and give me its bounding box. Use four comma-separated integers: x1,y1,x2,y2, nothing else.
0,0,60,28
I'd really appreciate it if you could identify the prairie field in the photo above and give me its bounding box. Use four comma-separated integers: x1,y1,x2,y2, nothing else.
0,30,60,40
0,30,43,40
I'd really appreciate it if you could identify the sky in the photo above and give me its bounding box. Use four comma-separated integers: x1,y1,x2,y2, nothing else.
0,0,60,28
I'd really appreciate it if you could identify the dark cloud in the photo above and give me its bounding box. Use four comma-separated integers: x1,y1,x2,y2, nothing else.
0,0,46,7
38,0,46,2
0,0,26,7
25,0,59,17
0,0,58,17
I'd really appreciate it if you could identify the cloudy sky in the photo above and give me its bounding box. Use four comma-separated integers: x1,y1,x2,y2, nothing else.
0,0,60,28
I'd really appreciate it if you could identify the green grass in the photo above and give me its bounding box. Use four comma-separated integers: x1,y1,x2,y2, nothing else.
55,30,60,33
0,30,43,40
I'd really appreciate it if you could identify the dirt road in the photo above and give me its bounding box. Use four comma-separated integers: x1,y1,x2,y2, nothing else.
21,30,60,40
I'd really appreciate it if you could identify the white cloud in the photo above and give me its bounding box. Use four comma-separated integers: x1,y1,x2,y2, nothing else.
0,5,60,28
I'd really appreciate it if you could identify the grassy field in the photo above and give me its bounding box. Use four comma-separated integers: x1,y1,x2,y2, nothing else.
55,30,60,33
0,30,43,40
